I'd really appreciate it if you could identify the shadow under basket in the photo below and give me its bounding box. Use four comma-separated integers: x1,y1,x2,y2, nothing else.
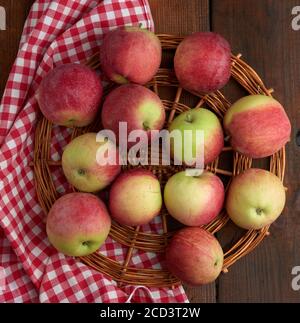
32,34,286,288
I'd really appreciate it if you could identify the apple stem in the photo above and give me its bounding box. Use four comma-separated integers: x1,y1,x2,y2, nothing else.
256,208,263,215
143,122,150,131
185,113,193,123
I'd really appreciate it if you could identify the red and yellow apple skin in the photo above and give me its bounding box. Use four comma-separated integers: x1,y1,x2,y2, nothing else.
164,171,224,226
46,193,111,257
109,169,162,226
224,95,291,158
168,108,224,166
100,26,162,85
166,227,224,286
36,63,102,127
102,84,165,148
62,133,121,193
226,168,286,230
174,32,231,94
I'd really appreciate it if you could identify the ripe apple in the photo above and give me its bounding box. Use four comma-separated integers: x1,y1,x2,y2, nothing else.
168,108,224,166
102,84,165,148
36,63,102,127
166,227,224,285
164,170,224,226
100,26,161,84
46,192,111,256
224,95,291,158
109,169,162,226
174,32,231,94
226,168,286,230
62,132,121,192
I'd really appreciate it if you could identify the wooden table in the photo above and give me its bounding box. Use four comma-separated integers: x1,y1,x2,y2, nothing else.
1,0,299,303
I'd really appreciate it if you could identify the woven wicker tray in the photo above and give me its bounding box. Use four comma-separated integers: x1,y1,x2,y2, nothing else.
33,34,286,287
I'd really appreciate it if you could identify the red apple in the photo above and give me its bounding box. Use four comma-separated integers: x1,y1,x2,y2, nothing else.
100,26,162,84
109,169,162,226
166,227,224,285
174,32,231,94
226,168,286,230
36,63,102,127
46,193,111,256
224,95,291,158
164,171,224,226
62,133,121,192
101,84,165,147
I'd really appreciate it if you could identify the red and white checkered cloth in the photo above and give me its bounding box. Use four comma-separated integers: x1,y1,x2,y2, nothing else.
0,0,188,303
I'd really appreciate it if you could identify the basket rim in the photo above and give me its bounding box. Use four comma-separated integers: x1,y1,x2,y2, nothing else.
32,34,286,287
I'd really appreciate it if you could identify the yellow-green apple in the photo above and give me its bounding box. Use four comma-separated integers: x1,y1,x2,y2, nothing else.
100,26,161,84
174,32,231,94
62,133,121,192
109,169,162,226
166,227,224,285
46,193,111,256
168,108,224,166
226,168,286,230
224,95,291,158
164,170,224,226
36,63,102,127
102,84,165,148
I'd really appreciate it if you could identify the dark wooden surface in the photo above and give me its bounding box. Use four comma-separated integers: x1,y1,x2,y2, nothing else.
1,0,299,302
0,0,33,97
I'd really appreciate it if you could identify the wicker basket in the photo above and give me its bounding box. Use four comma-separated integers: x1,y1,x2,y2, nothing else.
33,34,286,287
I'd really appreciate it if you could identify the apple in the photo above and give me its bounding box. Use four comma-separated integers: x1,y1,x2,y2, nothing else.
224,95,291,158
46,192,111,256
100,26,161,84
226,168,286,230
166,227,224,285
102,84,165,148
174,32,231,94
168,108,224,166
62,132,121,192
36,63,102,127
164,170,224,226
109,169,162,226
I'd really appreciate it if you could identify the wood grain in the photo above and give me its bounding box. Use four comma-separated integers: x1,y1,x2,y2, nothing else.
0,0,34,97
149,0,210,35
212,0,300,302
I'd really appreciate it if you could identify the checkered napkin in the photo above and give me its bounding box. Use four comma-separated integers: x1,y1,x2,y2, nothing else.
0,0,188,303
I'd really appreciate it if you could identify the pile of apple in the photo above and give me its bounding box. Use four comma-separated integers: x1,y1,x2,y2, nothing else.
36,27,291,286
